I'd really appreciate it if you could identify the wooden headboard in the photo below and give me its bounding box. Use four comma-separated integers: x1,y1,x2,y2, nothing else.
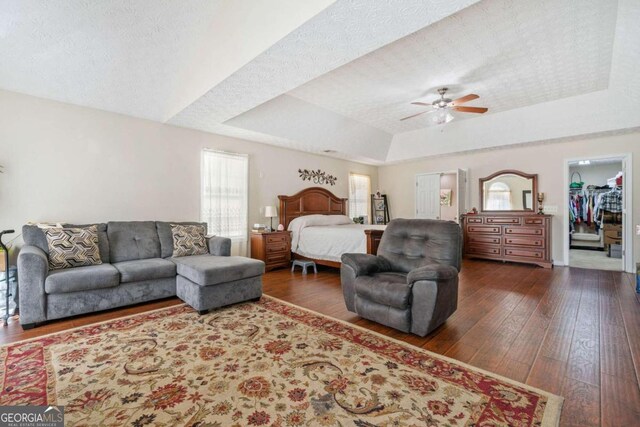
278,187,348,229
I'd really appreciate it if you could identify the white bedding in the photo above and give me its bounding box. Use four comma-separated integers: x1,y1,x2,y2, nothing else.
288,215,386,262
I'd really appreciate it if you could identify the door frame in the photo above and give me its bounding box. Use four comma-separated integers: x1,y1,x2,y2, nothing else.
415,169,469,222
563,153,633,273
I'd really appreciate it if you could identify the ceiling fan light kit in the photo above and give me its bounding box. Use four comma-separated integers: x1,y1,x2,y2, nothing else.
401,87,488,125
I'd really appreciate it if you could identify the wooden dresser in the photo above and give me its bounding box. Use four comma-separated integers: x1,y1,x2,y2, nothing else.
250,231,292,271
461,214,553,268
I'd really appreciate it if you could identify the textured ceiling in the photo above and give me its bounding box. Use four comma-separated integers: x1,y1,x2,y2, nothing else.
0,0,637,164
288,0,617,134
167,0,480,162
0,0,335,121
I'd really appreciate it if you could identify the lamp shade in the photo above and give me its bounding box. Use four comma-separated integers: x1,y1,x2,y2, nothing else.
264,206,277,218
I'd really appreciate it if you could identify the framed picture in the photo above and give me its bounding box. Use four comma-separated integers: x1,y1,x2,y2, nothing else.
440,189,452,206
374,199,385,210
522,190,532,210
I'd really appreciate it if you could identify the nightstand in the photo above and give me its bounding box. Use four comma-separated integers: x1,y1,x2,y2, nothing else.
250,231,291,271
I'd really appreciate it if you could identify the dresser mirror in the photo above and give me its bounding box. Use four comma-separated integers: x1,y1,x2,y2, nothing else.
480,170,538,212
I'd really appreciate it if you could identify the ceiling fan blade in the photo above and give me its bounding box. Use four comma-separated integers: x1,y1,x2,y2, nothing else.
453,106,488,113
451,94,479,106
400,109,434,121
410,101,432,107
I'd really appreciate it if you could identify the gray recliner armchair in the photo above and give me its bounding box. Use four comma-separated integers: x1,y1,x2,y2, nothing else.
341,219,462,337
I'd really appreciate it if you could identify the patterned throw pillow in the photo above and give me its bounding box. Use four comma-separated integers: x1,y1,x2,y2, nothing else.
171,224,208,257
43,226,102,270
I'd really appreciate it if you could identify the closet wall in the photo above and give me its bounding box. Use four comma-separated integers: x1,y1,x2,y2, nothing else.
569,163,622,188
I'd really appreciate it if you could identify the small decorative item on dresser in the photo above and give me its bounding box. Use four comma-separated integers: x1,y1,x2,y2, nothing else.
277,224,284,231
537,192,545,215
250,230,291,271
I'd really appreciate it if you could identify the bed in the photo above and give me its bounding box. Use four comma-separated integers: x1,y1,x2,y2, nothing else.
278,187,385,268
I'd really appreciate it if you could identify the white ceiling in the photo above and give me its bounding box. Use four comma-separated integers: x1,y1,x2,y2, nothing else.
287,0,617,134
1,0,638,164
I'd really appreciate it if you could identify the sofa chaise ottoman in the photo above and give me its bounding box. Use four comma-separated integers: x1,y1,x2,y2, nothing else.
17,221,265,328
174,255,264,314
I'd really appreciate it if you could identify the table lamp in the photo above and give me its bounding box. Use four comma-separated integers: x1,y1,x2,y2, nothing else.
264,206,277,231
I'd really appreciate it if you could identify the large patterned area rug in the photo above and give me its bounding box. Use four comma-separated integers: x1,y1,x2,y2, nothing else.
1,297,562,426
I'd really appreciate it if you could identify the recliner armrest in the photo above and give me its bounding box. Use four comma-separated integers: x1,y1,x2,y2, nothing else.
207,236,231,256
407,263,458,284
341,253,390,277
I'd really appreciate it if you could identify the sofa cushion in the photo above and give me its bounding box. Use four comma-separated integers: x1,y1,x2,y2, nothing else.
173,255,264,287
43,226,103,270
113,258,177,283
156,222,208,258
108,221,161,263
355,272,411,309
171,224,208,257
23,223,109,263
45,264,119,294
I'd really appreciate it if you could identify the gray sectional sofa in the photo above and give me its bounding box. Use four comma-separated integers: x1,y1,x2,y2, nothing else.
18,221,265,329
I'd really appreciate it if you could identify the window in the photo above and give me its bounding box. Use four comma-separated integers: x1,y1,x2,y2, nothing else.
486,182,512,210
201,149,249,242
349,173,371,221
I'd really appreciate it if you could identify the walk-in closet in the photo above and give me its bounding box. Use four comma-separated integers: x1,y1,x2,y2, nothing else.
568,159,623,271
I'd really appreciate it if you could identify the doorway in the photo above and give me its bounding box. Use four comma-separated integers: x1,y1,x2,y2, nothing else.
415,169,468,223
565,155,631,272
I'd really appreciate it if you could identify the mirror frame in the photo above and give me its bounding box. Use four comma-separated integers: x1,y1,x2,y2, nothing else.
479,169,538,213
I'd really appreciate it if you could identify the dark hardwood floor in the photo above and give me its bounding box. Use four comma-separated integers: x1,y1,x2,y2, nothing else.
2,260,639,426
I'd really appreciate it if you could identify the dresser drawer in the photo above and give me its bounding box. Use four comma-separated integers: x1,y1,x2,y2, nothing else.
266,234,288,244
504,247,545,259
266,242,288,252
467,225,501,234
466,217,483,224
266,251,290,264
524,217,545,225
468,235,501,245
485,217,521,225
504,227,543,236
504,236,545,248
467,245,501,256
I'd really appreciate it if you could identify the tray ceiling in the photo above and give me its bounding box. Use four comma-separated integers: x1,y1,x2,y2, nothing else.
288,0,617,134
1,0,637,164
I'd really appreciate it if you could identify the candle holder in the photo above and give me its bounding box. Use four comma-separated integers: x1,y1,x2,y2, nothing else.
537,192,545,215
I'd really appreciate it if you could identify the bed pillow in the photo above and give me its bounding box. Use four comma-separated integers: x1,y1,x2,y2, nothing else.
287,214,353,231
171,224,208,257
43,225,102,270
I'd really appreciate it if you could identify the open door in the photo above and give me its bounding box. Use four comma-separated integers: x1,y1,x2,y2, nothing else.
415,173,441,219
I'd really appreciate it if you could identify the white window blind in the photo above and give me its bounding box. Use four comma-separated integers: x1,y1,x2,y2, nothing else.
349,173,371,221
201,149,249,242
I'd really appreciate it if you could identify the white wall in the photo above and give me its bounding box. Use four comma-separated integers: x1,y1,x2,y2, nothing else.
379,134,640,266
0,90,377,255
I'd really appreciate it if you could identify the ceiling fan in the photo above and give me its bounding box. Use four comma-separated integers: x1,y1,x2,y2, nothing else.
401,87,488,124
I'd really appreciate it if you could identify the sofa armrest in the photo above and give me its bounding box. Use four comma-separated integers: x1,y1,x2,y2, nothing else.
341,253,390,278
207,236,231,256
17,245,49,325
407,263,458,284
